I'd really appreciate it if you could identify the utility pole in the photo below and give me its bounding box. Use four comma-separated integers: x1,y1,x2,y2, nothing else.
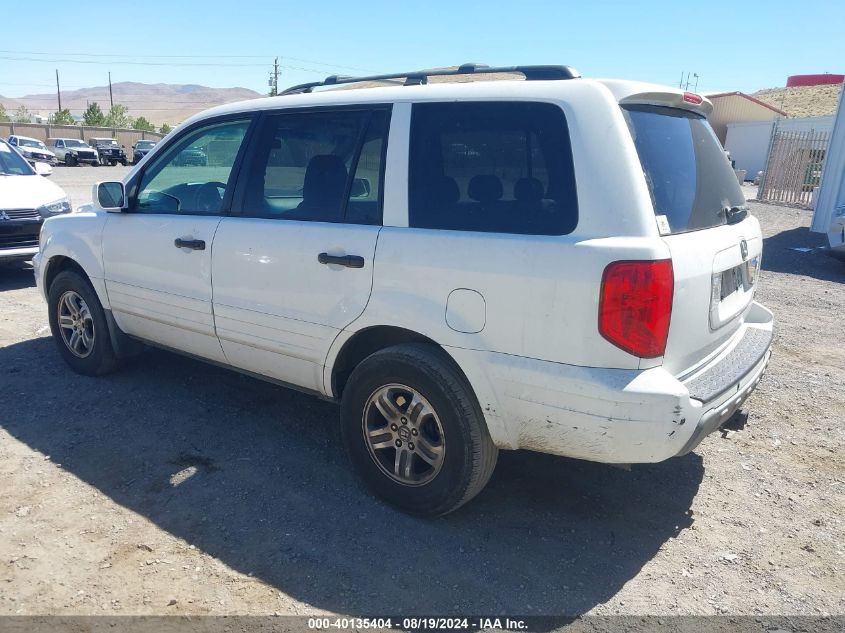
56,69,62,111
269,57,280,96
108,71,114,110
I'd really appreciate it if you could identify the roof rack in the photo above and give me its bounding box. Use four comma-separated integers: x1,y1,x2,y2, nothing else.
280,63,581,95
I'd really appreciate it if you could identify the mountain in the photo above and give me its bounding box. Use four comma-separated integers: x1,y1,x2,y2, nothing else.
0,82,263,126
752,83,842,118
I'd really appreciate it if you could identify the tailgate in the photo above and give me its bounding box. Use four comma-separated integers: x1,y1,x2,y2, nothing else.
661,216,762,375
621,101,762,376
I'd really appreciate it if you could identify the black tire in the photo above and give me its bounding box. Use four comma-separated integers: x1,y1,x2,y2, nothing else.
120,159,128,166
65,154,77,166
340,343,498,516
47,270,119,376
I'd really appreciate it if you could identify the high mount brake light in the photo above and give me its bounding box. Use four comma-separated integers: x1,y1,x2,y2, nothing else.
683,92,703,105
598,260,674,358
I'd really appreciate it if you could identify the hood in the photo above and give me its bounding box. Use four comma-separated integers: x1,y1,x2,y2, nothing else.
0,173,68,209
17,145,56,158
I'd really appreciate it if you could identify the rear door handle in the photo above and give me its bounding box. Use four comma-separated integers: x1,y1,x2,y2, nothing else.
317,252,365,268
175,238,206,250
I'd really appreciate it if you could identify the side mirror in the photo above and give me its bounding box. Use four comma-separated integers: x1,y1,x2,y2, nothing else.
34,162,53,177
94,181,126,212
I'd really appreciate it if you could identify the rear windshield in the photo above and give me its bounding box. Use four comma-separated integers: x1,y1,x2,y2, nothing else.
622,105,745,235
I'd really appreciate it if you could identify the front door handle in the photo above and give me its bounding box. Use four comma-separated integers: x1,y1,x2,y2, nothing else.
317,252,365,268
175,238,206,250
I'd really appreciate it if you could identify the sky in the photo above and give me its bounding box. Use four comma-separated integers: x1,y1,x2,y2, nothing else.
1,0,843,102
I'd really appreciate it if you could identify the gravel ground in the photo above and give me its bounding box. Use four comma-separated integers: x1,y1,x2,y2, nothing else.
0,173,842,618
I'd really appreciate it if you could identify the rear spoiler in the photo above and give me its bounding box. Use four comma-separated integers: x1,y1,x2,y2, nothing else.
618,91,713,116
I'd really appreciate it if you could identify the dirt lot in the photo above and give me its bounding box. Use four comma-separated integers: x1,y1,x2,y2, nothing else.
0,172,843,618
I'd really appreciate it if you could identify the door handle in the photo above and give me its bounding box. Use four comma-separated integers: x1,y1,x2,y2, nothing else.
175,238,206,250
317,252,365,268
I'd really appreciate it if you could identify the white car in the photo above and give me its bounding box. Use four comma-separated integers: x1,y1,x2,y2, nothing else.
0,139,71,263
7,135,58,167
34,65,773,515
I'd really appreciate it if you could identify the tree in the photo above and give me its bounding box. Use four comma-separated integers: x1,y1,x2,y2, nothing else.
105,104,130,128
13,105,30,123
83,102,106,126
49,109,75,125
133,116,155,132
0,104,9,123
159,123,172,135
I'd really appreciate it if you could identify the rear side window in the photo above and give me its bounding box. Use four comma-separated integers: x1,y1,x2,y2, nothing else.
240,108,388,224
622,105,746,234
408,102,578,235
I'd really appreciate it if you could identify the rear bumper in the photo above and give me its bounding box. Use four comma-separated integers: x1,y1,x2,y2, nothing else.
448,301,774,463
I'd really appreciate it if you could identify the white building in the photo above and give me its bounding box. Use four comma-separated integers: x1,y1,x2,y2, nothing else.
724,115,835,179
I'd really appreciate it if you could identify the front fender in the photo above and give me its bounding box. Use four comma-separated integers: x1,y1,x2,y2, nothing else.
37,209,109,307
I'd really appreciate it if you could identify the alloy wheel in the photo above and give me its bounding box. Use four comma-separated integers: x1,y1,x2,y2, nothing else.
362,383,446,486
57,290,95,358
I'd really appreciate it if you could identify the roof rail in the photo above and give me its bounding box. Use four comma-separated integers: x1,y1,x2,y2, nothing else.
280,64,581,95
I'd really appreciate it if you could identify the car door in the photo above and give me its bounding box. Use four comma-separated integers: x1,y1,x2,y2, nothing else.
210,107,390,392
102,116,253,363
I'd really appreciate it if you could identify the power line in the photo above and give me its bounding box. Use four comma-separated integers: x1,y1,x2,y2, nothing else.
0,55,266,67
0,49,267,59
0,49,375,72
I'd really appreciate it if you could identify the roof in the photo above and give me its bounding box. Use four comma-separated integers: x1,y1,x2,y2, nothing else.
178,77,710,130
706,91,788,116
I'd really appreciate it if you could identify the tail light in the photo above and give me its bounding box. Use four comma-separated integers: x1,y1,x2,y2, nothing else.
599,260,674,358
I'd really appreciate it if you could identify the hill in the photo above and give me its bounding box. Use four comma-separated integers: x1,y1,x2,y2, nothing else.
752,83,842,118
0,82,262,126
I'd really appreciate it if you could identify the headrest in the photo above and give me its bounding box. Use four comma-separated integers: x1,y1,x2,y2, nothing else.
429,175,460,205
303,155,348,202
514,177,544,202
468,174,503,203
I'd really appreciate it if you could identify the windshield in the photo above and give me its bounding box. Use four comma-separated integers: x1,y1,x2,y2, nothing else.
65,139,88,148
136,141,156,149
19,138,47,149
0,141,35,175
622,105,746,235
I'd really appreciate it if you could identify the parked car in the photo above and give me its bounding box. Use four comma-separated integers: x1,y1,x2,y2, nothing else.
132,139,157,164
88,137,128,166
47,138,99,166
7,135,58,166
33,65,773,516
174,145,207,166
0,139,70,263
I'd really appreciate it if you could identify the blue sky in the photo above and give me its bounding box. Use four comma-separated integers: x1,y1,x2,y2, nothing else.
1,0,843,99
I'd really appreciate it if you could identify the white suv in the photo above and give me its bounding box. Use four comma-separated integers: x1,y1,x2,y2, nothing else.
34,65,773,516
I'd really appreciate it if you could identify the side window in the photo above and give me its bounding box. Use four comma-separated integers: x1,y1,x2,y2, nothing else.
133,119,250,215
241,108,389,224
408,101,578,235
57,140,64,148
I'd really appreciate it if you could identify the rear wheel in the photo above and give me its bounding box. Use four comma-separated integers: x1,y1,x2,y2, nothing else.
340,343,497,516
48,270,118,376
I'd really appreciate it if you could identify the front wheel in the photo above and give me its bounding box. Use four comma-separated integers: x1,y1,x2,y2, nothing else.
65,154,77,166
47,270,119,376
340,343,498,516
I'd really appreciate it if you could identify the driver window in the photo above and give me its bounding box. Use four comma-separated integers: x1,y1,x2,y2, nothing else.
133,119,250,215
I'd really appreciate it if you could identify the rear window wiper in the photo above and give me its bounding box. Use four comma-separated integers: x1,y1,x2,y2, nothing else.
722,205,748,224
